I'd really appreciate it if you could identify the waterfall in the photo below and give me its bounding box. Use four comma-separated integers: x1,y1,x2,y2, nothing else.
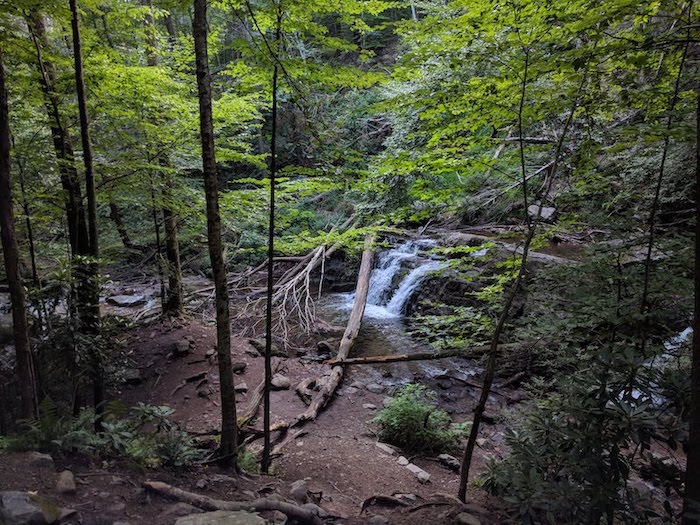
357,240,443,319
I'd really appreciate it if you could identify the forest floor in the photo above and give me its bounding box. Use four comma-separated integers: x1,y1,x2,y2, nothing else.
1,313,511,525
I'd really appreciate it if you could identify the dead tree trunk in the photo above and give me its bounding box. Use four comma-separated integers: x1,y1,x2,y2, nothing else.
193,0,238,467
271,235,375,453
0,51,38,421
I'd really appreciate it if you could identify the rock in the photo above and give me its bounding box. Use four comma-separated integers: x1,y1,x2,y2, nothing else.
234,382,248,394
27,452,54,470
174,511,265,525
231,361,248,374
362,403,377,410
271,374,291,390
206,349,216,358
376,442,397,456
195,479,208,490
107,295,147,307
437,380,452,390
341,386,358,395
397,456,409,466
174,340,192,356
316,341,334,356
366,383,385,394
108,502,126,513
122,368,142,385
437,453,461,472
368,516,389,525
527,204,556,222
382,397,393,408
55,471,76,495
405,463,430,483
289,479,308,504
248,339,285,357
301,503,328,518
456,512,482,525
0,491,50,525
269,511,287,524
394,493,417,502
476,438,494,451
164,503,203,518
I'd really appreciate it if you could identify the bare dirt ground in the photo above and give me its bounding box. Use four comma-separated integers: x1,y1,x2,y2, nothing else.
1,316,509,524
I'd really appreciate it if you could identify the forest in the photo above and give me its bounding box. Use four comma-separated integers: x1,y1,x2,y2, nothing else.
0,0,699,524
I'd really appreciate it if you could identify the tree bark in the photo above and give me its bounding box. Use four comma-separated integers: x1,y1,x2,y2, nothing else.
0,51,38,421
70,0,104,420
193,0,238,467
682,88,700,525
325,344,523,366
108,201,136,250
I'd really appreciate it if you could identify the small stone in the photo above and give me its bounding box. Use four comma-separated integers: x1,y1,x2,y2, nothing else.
122,368,142,385
289,480,308,504
108,502,126,513
206,349,216,358
376,442,397,456
527,204,556,221
174,340,191,356
234,382,248,394
27,451,54,469
270,511,288,524
231,361,248,374
456,512,482,525
195,479,207,490
368,516,389,525
301,503,328,518
397,456,409,466
405,463,430,483
341,386,358,395
56,470,76,495
98,491,111,499
366,383,385,394
437,453,461,472
271,374,291,390
362,403,377,410
395,493,417,502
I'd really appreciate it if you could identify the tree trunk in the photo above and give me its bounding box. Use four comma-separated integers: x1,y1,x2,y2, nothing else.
70,0,104,420
108,201,136,250
193,0,238,467
0,51,38,421
682,89,700,525
325,344,523,366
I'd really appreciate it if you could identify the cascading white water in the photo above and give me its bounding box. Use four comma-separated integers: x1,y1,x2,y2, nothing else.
352,240,444,320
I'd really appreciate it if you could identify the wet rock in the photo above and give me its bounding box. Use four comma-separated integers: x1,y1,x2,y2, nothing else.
234,382,248,394
55,471,76,495
405,463,430,483
174,511,265,525
0,491,49,525
457,512,482,525
368,516,389,525
397,456,409,466
289,480,308,504
366,383,385,394
271,374,291,390
376,442,397,456
107,295,146,307
437,454,460,472
27,452,54,470
122,368,142,385
231,361,247,374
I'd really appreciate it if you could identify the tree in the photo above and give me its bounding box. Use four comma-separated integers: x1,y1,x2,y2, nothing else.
0,50,38,422
193,0,238,466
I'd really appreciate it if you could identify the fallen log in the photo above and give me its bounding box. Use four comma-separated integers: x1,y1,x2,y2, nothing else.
271,235,376,454
325,344,524,366
142,480,323,525
238,359,282,428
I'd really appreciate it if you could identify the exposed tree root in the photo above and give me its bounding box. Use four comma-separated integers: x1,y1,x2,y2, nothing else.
142,480,323,525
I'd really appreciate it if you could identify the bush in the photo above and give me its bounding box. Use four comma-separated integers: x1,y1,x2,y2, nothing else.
371,383,467,454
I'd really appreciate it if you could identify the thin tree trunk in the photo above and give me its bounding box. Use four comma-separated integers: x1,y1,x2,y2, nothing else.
108,201,136,250
193,0,238,467
682,89,700,525
70,0,104,420
0,51,38,421
262,3,283,475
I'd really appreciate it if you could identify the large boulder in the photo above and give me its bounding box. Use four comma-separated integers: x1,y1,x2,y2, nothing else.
0,491,54,525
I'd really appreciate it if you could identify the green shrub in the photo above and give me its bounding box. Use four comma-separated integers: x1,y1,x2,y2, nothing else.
371,383,467,454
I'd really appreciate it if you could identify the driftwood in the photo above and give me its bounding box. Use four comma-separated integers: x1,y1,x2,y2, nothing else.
142,480,323,525
270,235,376,454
